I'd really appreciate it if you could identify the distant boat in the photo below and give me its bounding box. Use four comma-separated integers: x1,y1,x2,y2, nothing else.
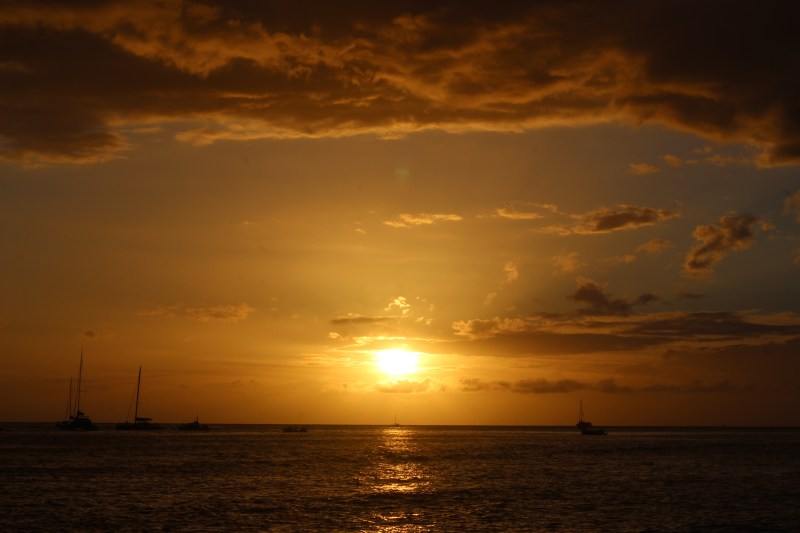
282,425,308,433
576,400,607,436
178,417,210,431
392,414,400,427
56,350,97,431
116,366,162,431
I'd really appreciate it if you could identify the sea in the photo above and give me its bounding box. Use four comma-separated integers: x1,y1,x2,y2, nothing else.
1,424,799,532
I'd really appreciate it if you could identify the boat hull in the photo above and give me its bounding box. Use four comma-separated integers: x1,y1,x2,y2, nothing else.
56,417,98,431
178,421,210,431
116,422,163,431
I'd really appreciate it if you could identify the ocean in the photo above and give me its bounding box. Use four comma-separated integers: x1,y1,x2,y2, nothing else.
1,424,798,531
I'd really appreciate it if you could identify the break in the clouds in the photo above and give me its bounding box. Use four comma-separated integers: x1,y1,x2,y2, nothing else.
683,213,768,277
1,1,799,166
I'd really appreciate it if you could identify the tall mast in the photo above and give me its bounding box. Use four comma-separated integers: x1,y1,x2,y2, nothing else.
66,377,73,419
134,366,142,421
75,348,83,417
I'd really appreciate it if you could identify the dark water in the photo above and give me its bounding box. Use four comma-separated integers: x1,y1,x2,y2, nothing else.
1,424,798,531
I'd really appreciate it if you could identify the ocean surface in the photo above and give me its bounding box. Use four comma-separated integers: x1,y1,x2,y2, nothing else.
1,424,798,532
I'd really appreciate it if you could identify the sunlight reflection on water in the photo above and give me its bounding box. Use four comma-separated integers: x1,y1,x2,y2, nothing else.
2,425,799,531
359,427,433,497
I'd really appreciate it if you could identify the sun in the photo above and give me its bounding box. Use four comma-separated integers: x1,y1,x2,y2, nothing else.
375,349,419,377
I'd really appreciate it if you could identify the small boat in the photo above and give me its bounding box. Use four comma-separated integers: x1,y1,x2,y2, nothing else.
116,366,162,431
56,350,98,431
576,400,607,436
178,417,210,431
392,414,400,427
282,425,308,433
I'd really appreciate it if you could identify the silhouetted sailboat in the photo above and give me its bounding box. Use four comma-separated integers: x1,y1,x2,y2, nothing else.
56,350,97,431
178,417,210,431
116,366,162,430
576,400,607,435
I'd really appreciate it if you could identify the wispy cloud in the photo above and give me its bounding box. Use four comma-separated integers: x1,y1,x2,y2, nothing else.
495,206,549,220
452,284,800,355
547,205,680,235
139,303,255,322
553,252,585,274
184,304,256,323
1,2,798,166
568,278,658,316
683,213,768,277
459,377,749,395
636,239,672,255
330,314,394,325
383,213,463,228
784,191,800,223
629,163,659,175
485,260,520,305
376,379,430,393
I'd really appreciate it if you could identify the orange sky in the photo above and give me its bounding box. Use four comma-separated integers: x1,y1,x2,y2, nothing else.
1,1,800,426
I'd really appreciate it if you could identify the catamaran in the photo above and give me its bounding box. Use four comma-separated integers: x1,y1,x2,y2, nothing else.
116,366,162,430
56,350,97,431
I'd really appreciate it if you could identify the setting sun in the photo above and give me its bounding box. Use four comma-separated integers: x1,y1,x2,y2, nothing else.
375,349,419,377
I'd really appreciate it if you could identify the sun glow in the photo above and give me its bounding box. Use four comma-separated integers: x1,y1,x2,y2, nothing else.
375,349,419,377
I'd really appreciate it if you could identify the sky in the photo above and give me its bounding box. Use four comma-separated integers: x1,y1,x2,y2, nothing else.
1,0,799,426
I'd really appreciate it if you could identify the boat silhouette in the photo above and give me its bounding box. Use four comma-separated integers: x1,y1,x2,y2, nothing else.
116,366,162,431
56,349,97,431
576,400,607,435
178,417,210,431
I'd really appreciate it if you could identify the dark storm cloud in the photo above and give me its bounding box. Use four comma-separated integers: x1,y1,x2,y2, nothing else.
1,0,798,166
683,213,766,277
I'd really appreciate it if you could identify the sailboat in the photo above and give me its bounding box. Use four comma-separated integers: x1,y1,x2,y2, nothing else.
56,350,98,431
116,366,162,430
178,416,210,431
576,400,607,435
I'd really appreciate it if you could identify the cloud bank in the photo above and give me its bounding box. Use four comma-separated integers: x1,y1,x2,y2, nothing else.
1,0,799,166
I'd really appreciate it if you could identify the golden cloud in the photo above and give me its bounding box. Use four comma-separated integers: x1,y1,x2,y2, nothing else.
0,1,798,166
